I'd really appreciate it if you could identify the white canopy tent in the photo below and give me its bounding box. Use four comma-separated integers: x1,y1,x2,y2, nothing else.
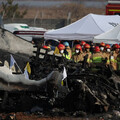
93,24,120,44
44,13,120,41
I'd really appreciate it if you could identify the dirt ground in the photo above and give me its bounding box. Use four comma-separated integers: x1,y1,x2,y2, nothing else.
0,112,109,120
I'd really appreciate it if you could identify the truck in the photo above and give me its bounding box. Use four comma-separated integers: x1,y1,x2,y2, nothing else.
106,0,120,15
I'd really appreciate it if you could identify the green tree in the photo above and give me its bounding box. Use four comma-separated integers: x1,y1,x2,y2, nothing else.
0,0,27,20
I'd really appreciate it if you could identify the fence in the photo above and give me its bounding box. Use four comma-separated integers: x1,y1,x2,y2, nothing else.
3,18,68,29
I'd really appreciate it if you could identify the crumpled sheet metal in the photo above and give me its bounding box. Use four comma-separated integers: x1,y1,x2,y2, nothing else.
0,65,58,91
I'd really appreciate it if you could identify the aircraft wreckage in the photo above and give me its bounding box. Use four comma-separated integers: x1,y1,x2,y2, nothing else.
0,28,120,115
0,65,61,91
0,45,119,114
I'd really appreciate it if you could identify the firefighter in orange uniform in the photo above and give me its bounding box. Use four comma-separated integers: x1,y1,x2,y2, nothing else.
110,44,119,71
72,44,84,63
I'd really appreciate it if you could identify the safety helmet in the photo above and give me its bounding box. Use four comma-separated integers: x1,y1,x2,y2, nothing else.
105,44,111,49
80,41,86,46
58,44,65,50
100,42,105,47
94,46,100,52
84,44,90,49
75,44,82,51
114,44,119,49
63,42,69,47
43,45,49,49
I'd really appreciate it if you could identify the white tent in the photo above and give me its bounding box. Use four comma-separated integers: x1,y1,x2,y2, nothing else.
44,13,120,41
93,24,120,44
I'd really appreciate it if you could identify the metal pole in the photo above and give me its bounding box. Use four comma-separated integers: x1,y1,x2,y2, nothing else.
34,10,39,27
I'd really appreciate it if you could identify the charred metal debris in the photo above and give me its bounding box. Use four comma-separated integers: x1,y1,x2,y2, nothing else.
0,42,120,117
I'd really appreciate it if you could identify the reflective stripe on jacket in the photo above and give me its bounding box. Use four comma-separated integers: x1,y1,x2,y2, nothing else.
117,55,120,70
110,51,118,70
91,52,104,64
92,56,103,63
63,53,71,60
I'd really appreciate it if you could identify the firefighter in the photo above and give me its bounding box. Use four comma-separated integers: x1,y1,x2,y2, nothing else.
104,44,111,66
54,41,61,55
90,42,95,53
83,43,92,64
57,43,65,55
53,46,60,54
63,42,72,60
110,44,120,71
117,53,120,71
43,45,51,50
72,40,80,55
90,46,105,67
99,42,105,53
80,41,86,50
72,44,84,63
117,44,120,71
54,46,59,54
